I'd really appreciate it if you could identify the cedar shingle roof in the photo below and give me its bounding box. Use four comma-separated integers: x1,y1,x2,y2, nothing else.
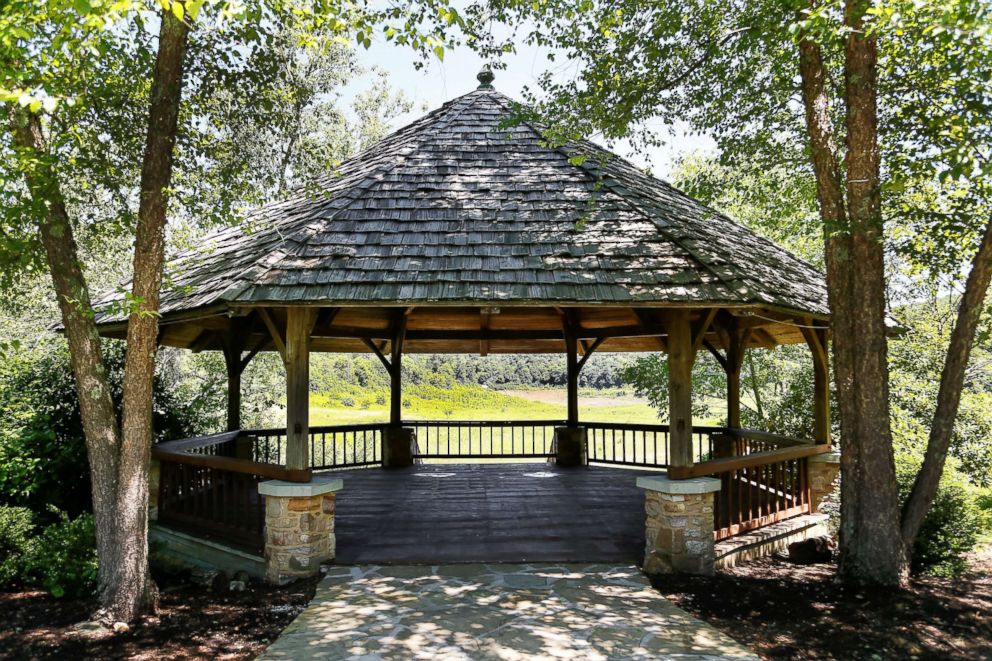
94,80,829,324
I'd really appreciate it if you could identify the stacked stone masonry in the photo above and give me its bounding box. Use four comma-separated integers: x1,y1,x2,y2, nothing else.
264,493,336,584
643,490,716,575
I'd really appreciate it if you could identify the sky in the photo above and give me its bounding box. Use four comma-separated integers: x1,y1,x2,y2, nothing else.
339,36,716,179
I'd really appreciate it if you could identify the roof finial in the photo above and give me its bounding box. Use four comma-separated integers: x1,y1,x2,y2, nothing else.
477,66,495,89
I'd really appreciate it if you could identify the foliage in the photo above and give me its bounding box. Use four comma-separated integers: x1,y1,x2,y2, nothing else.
0,504,97,598
889,295,992,488
894,445,986,577
0,505,35,587
21,510,98,598
0,339,210,519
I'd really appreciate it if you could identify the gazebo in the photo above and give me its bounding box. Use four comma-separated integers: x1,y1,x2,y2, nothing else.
96,70,839,582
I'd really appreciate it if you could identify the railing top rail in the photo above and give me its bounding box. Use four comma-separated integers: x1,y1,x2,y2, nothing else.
583,421,726,433
155,430,242,453
408,419,567,427
668,443,832,479
249,423,389,435
720,428,813,446
153,432,312,483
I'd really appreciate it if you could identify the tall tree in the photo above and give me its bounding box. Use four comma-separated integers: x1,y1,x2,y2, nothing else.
2,0,464,621
474,0,992,583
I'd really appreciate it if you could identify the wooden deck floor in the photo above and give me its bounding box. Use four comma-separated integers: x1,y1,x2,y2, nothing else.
332,463,662,564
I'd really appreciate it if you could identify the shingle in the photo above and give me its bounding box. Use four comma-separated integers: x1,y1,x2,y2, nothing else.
92,85,828,323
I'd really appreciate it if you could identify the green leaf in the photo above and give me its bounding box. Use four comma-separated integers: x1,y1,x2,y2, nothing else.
171,1,184,21
434,45,445,61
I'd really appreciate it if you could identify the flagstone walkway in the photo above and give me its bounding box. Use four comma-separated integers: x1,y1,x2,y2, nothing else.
259,564,757,660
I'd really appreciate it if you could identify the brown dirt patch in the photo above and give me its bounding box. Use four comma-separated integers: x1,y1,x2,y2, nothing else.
0,575,318,660
653,555,992,660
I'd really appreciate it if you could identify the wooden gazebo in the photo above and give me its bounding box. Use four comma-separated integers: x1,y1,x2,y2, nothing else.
97,70,837,579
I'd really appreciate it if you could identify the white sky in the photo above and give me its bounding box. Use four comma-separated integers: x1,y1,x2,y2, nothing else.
340,37,716,179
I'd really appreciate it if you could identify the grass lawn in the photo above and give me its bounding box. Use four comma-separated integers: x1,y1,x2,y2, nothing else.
307,386,670,426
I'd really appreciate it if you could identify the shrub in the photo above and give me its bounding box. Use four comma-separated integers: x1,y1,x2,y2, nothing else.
895,449,985,576
0,341,204,519
22,510,98,598
340,396,355,407
0,505,36,587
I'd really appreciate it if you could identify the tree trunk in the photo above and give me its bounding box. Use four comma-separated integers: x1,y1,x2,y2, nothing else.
901,218,992,547
838,0,907,584
108,9,191,620
10,109,123,599
798,2,905,584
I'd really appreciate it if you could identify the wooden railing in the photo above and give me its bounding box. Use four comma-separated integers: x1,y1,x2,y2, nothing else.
248,424,386,470
154,424,827,552
409,420,563,459
585,422,721,468
153,431,311,554
669,436,831,540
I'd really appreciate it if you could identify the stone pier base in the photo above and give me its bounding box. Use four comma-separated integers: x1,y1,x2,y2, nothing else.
637,475,721,575
258,476,342,584
382,427,417,468
553,426,587,466
809,450,841,513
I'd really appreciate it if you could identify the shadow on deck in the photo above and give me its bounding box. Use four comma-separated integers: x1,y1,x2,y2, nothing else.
331,463,663,565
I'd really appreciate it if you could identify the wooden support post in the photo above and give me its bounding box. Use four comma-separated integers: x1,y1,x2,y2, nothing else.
667,309,694,468
223,348,243,432
221,319,254,432
726,327,744,430
389,313,407,427
802,324,831,445
562,312,579,427
285,308,315,471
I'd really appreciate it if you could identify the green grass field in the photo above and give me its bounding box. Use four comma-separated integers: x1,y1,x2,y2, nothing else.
306,383,663,426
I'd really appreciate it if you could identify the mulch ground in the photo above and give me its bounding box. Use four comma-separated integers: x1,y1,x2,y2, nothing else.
2,550,990,660
0,574,319,660
654,546,992,660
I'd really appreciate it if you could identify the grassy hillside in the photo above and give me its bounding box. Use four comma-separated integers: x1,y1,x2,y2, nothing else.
307,383,663,426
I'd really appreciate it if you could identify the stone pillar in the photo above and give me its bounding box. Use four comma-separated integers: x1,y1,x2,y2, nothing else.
637,475,721,575
553,426,587,466
148,456,160,522
808,451,841,513
258,476,342,584
382,427,416,468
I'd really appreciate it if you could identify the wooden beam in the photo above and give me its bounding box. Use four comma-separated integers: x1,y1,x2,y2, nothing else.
691,307,719,356
633,308,668,351
239,334,270,372
479,310,490,357
576,336,606,373
362,337,394,375
258,308,288,363
667,309,694,468
285,307,316,470
189,329,216,354
702,338,728,371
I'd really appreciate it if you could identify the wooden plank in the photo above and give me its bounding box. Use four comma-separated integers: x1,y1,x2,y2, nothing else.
333,464,659,565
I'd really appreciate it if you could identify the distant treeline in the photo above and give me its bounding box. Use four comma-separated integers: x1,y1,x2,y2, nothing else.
310,353,633,393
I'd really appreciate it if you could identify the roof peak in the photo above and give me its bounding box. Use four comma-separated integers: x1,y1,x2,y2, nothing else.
476,66,495,89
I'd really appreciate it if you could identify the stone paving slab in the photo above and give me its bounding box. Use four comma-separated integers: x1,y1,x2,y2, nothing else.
259,564,758,660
